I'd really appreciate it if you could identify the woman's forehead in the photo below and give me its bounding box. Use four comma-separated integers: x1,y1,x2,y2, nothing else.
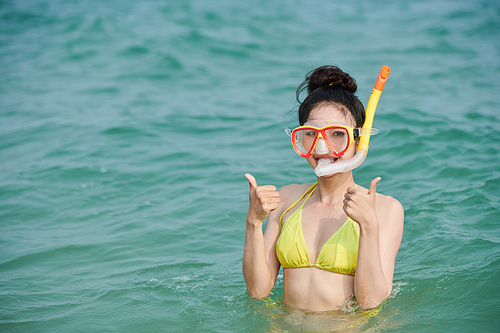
308,104,356,126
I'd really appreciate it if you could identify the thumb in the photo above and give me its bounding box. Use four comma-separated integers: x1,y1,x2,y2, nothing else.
368,177,381,196
245,173,258,191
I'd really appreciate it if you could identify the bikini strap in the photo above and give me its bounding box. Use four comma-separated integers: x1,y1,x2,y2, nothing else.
279,182,318,230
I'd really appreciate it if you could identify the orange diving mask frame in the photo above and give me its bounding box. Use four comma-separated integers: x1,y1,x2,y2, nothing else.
287,122,378,158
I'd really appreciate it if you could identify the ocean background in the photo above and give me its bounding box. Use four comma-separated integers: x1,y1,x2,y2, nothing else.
1,0,499,332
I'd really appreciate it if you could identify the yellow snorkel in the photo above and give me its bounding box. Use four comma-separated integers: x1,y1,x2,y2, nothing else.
314,65,391,177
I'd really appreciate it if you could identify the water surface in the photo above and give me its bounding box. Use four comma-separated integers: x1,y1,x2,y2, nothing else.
1,0,499,331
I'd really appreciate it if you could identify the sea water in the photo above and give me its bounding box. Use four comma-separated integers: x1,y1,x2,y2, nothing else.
1,0,499,332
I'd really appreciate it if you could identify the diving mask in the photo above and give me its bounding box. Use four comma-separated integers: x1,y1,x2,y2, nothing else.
285,120,378,158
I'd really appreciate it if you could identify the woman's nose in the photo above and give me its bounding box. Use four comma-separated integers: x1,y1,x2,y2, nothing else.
314,137,331,154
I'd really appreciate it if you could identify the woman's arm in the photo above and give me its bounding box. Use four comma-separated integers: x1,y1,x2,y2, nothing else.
242,174,282,298
343,177,404,310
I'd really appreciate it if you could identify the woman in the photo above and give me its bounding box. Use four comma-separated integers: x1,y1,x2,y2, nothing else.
243,65,404,312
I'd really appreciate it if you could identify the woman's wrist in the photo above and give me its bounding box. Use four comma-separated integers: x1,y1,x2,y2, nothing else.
246,216,264,229
358,217,379,235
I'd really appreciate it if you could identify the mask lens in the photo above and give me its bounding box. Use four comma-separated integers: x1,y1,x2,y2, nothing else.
293,128,317,155
324,127,349,153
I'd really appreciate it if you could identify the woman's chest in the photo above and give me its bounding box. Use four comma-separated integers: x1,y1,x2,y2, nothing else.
300,205,348,259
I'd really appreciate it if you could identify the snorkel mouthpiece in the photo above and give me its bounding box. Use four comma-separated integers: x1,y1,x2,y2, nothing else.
314,65,391,177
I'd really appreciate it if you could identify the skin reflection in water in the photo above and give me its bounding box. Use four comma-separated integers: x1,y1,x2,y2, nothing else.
252,296,382,332
248,292,407,332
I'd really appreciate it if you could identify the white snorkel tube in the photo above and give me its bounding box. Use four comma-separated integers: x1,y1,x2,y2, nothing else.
314,65,391,177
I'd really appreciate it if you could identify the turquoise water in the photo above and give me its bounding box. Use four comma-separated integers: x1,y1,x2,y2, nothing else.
1,0,499,331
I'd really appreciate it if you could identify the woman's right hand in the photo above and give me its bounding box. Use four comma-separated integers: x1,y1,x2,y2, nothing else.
245,173,280,224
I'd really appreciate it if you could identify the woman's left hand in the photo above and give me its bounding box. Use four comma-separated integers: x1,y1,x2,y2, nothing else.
343,177,381,228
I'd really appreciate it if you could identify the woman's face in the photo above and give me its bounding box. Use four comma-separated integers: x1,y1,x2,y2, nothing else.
304,103,357,170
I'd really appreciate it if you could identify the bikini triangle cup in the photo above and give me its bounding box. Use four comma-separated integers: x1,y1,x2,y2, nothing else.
276,183,359,275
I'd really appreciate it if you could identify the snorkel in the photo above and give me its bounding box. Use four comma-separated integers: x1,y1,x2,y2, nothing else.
314,65,391,177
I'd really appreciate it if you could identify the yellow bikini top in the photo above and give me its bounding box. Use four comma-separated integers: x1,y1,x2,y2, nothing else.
276,182,359,276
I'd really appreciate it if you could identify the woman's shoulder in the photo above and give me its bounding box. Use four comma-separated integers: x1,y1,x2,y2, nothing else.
278,182,315,200
376,192,403,210
375,192,405,228
267,182,315,225
354,183,403,213
274,182,316,213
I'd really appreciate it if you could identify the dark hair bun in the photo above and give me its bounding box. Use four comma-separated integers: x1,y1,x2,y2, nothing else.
304,65,357,94
296,65,365,127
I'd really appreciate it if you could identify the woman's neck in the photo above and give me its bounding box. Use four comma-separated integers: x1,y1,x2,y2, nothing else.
315,172,355,206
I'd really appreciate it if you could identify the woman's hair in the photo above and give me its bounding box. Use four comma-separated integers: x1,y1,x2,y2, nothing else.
296,65,365,127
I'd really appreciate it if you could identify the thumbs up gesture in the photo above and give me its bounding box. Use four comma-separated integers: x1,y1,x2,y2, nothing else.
343,177,381,227
245,173,281,223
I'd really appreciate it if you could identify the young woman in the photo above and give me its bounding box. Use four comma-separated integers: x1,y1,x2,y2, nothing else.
243,65,404,312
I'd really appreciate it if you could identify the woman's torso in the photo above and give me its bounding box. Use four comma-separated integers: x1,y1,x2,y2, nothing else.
276,182,359,311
